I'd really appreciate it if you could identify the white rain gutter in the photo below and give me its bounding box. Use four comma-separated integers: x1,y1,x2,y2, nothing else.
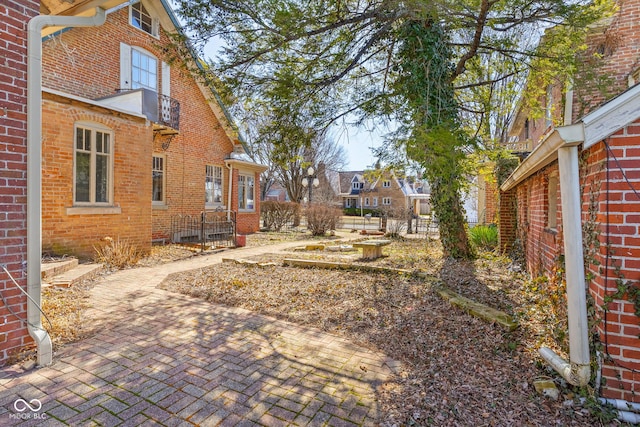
539,146,590,386
500,124,590,386
27,7,107,366
226,163,233,220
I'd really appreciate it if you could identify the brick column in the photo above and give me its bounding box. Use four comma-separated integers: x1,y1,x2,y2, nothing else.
498,188,517,252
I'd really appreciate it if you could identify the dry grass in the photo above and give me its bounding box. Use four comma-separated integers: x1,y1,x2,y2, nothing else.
159,237,607,426
41,283,93,349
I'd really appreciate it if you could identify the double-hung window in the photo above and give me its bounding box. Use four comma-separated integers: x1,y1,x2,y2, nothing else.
382,197,391,206
74,123,113,205
152,155,165,204
238,174,255,211
205,165,223,206
382,180,391,188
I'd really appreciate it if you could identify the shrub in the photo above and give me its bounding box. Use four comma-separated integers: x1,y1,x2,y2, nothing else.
343,207,381,217
94,236,141,269
379,206,410,238
306,204,342,236
261,201,301,231
468,224,498,251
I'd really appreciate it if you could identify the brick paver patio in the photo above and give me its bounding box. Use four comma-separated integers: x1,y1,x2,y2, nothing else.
0,240,399,426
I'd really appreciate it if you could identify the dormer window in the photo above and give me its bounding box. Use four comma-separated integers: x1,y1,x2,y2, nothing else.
352,182,360,190
131,1,159,37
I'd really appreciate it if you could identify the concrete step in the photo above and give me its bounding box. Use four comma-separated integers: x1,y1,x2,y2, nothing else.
46,263,104,288
41,258,78,280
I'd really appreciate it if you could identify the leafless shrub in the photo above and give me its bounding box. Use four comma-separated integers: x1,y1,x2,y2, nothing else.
94,236,141,269
380,206,410,238
305,203,341,236
261,201,301,231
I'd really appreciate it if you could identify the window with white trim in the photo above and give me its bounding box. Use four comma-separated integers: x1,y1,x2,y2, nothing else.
238,173,255,211
373,197,378,207
74,123,113,205
382,180,391,188
364,197,370,207
131,48,157,91
130,1,159,37
205,165,223,206
152,155,165,204
382,197,391,205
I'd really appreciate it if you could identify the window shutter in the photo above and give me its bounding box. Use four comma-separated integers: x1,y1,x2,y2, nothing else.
161,61,170,96
120,42,132,90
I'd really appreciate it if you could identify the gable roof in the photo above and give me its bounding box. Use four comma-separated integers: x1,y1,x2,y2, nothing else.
40,0,246,151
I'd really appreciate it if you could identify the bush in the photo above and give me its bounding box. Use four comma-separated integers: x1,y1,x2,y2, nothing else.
306,204,342,236
469,224,498,251
94,236,141,269
261,201,301,231
343,207,381,217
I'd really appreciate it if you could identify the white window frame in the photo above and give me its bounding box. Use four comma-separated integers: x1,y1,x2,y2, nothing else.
131,47,158,91
152,154,165,205
373,197,378,207
364,197,370,207
129,1,159,38
73,122,114,206
382,180,391,188
205,165,224,207
382,197,391,206
238,172,255,211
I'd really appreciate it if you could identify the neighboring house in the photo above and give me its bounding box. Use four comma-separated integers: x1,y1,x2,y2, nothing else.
500,0,640,406
39,0,265,258
263,182,289,202
330,170,430,214
0,0,39,366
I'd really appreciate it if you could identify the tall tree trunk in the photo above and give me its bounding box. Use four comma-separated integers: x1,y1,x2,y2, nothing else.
430,180,472,258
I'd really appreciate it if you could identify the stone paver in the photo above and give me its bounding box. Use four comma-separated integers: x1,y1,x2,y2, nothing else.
0,238,397,426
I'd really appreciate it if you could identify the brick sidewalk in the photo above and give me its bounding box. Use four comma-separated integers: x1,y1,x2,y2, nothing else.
0,239,399,426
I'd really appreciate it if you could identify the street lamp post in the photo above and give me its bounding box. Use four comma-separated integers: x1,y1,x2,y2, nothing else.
301,166,319,204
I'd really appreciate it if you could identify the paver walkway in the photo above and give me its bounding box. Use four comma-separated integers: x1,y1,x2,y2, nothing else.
0,238,399,426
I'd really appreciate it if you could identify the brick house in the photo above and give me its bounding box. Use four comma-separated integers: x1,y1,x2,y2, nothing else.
331,170,430,215
500,0,640,412
0,0,39,366
39,0,265,258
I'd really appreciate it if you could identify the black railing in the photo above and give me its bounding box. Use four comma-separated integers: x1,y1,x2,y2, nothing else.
159,94,180,130
170,211,236,250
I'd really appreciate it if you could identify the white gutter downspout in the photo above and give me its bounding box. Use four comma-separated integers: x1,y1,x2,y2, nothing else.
539,144,591,386
27,8,106,366
226,162,233,220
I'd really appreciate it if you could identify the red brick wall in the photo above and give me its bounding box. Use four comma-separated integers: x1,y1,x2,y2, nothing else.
517,164,563,275
41,94,153,258
572,0,640,119
498,188,517,252
40,5,258,245
583,125,640,402
0,0,38,365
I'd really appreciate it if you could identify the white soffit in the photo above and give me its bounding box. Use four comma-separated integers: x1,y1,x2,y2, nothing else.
582,83,640,149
